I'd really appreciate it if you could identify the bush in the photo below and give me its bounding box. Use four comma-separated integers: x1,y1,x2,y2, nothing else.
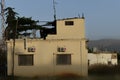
88,64,120,75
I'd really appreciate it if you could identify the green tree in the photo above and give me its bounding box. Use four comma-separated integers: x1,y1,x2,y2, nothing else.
4,7,56,40
4,7,41,40
4,7,18,40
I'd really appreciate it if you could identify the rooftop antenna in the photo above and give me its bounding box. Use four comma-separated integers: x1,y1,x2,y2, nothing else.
82,13,85,19
0,0,5,39
53,0,56,20
78,13,80,18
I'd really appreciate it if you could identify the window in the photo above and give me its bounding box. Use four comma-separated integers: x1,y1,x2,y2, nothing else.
56,54,71,65
111,54,117,59
18,55,33,66
65,21,74,26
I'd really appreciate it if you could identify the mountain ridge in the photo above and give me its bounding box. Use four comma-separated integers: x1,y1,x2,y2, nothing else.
88,39,120,53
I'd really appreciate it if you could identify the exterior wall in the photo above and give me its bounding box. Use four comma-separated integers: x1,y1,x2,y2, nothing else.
47,18,85,39
88,53,118,66
7,39,88,77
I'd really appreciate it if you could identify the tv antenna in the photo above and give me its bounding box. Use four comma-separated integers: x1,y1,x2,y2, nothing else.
0,0,5,39
53,0,56,20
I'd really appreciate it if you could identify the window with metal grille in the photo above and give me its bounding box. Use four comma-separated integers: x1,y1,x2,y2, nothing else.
65,21,74,26
18,55,33,66
56,54,71,65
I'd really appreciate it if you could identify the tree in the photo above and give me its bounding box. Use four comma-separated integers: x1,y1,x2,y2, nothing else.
4,7,41,40
4,7,18,40
4,7,56,40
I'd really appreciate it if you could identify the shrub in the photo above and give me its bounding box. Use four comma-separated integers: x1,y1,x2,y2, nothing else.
88,64,120,75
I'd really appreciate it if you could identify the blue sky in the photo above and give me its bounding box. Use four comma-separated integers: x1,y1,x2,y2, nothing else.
3,0,120,40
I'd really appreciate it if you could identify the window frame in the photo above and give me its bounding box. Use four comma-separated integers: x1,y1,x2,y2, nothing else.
65,21,74,26
56,54,71,65
18,54,34,66
111,54,117,59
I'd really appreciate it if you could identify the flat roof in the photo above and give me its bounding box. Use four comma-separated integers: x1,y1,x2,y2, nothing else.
57,17,84,21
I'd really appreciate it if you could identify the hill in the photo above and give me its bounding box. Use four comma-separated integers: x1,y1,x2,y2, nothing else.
88,39,120,53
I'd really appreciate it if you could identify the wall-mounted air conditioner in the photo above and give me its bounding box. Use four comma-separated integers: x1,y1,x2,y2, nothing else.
28,47,35,52
57,47,66,52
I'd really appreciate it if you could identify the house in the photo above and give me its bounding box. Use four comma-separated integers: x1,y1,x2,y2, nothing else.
6,17,88,77
88,52,118,66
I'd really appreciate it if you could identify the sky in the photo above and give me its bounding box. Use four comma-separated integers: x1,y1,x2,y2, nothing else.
2,0,120,40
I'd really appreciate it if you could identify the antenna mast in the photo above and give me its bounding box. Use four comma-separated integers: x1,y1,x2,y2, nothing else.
1,0,5,39
53,0,56,20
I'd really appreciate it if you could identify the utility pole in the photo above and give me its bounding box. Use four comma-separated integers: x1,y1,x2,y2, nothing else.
0,0,6,78
0,0,5,39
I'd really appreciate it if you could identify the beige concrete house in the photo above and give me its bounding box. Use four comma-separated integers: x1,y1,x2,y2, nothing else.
88,52,118,66
6,17,88,77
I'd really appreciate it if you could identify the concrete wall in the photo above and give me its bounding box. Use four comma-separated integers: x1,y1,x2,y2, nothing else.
88,53,118,66
47,18,85,39
7,39,88,77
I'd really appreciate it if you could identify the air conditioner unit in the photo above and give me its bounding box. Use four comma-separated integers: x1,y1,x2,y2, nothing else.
28,47,35,52
57,47,66,52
